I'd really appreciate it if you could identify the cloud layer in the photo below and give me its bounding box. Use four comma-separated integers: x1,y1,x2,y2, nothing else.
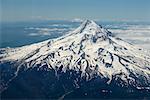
25,22,150,50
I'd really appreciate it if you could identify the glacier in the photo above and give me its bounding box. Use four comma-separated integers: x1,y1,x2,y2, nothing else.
0,20,150,99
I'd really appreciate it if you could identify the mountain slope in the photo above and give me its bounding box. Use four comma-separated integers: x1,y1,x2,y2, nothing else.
0,20,150,99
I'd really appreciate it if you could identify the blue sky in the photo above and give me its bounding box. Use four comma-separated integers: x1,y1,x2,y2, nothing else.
1,0,150,22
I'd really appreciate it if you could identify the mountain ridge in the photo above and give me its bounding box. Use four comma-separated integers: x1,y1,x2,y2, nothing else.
0,20,150,98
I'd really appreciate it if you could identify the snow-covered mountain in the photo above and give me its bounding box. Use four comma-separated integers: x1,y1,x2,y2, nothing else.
0,20,150,99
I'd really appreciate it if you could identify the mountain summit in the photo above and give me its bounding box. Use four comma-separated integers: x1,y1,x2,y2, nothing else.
0,20,150,99
72,20,105,35
67,19,112,37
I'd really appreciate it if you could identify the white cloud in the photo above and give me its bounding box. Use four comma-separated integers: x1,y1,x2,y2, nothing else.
49,24,71,27
27,27,75,36
27,22,150,50
28,33,39,36
108,25,150,50
71,18,83,22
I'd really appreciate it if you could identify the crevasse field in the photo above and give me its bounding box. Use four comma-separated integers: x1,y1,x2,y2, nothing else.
1,20,150,50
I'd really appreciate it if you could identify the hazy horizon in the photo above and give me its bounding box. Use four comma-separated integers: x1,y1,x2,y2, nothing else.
1,0,150,22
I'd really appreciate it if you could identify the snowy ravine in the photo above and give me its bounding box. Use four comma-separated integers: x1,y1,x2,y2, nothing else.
0,20,150,99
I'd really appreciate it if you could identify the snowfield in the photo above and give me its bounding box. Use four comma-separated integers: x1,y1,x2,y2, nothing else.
0,20,150,92
0,20,150,97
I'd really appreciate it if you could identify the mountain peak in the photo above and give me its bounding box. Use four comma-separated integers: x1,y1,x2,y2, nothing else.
72,20,112,37
0,19,150,94
82,19,99,27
